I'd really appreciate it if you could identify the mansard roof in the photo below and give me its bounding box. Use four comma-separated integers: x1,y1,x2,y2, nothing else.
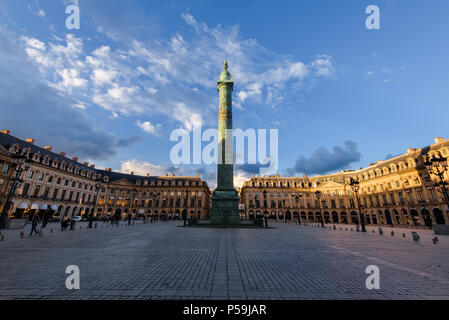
0,132,208,188
0,131,94,172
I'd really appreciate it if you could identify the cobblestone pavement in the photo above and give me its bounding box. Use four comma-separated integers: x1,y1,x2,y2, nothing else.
0,220,449,300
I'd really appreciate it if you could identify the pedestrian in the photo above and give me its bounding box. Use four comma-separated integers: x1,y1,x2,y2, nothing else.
128,213,132,225
42,208,50,229
182,211,187,226
29,213,40,236
61,218,69,231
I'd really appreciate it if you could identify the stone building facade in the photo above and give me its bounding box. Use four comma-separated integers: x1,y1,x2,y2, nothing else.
0,130,211,221
240,137,449,228
0,141,14,214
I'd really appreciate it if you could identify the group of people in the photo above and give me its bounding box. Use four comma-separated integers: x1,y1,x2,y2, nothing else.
0,212,162,237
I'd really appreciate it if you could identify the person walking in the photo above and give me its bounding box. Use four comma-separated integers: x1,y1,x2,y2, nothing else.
29,213,40,236
182,210,187,226
128,213,132,225
41,208,50,229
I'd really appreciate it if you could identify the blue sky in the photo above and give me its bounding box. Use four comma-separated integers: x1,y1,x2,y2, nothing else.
1,0,449,187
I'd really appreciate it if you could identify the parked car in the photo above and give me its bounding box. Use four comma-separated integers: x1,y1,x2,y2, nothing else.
70,216,82,222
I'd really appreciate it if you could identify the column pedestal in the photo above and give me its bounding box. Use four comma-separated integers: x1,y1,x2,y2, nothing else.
211,190,241,225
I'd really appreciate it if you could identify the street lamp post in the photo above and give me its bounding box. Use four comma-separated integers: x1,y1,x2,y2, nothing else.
1,154,31,223
314,190,324,227
349,177,366,232
88,177,104,229
424,152,449,209
129,189,138,224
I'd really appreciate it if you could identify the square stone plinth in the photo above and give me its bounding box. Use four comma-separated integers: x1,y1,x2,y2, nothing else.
211,190,241,225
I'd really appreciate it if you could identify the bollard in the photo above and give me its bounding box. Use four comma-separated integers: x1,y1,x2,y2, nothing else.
351,228,353,232
1,235,5,241
412,232,420,242
402,233,406,238
391,231,394,236
20,231,25,239
372,230,375,233
378,228,383,235
333,225,336,230
94,223,97,228
50,229,53,233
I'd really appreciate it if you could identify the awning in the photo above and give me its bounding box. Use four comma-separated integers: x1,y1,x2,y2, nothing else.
17,202,28,209
39,204,48,210
30,203,39,210
50,205,58,211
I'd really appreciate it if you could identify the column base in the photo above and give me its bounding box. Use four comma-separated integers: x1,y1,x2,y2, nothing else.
211,190,241,225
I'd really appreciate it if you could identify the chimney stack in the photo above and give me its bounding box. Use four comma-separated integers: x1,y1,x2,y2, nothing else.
90,164,95,168
130,171,134,175
83,161,89,166
44,146,52,151
1,130,10,135
72,157,78,162
26,138,35,144
435,137,445,144
105,168,112,172
59,152,66,157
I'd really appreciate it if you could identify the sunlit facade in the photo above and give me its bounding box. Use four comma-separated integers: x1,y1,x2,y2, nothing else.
240,137,449,228
0,130,211,221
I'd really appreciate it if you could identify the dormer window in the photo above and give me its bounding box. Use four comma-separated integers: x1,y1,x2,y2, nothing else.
9,145,18,154
33,153,40,162
21,148,30,158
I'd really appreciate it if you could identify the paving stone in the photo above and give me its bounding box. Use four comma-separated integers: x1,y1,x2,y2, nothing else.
0,221,448,300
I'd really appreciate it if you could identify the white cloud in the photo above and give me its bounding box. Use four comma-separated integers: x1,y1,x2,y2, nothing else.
233,170,252,189
173,102,203,131
91,69,117,85
120,159,169,176
137,120,161,135
58,68,87,89
20,14,336,132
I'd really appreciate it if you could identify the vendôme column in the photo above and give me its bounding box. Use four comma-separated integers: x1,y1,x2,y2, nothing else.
211,60,241,225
